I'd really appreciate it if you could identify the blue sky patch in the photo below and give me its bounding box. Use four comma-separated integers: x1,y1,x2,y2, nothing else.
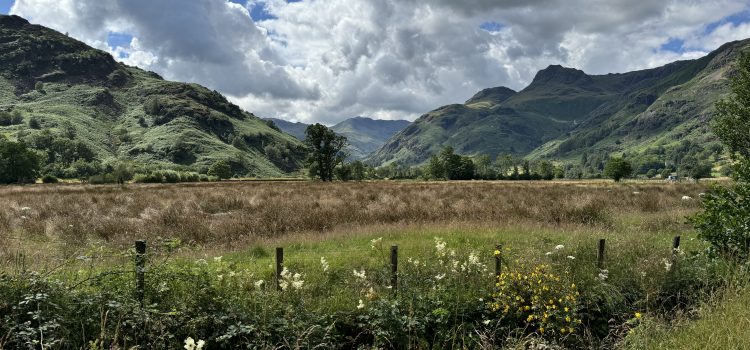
660,37,685,53
249,1,277,21
479,21,504,32
0,0,14,15
108,32,133,49
706,9,750,34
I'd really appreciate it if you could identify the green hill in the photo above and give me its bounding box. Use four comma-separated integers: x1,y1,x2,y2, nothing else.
266,116,410,160
0,15,306,178
367,39,749,171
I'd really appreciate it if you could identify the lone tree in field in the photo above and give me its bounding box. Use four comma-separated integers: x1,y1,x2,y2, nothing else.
604,157,632,182
693,52,750,260
679,156,713,182
207,160,232,180
304,123,347,182
0,139,40,184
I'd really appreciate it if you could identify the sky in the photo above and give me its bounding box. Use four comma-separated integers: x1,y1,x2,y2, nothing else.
3,0,750,125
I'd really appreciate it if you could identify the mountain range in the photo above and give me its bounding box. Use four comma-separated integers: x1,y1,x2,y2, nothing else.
0,13,745,177
366,39,748,168
266,116,410,160
0,15,305,177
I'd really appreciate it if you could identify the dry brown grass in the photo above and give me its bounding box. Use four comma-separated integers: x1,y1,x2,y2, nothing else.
0,180,708,251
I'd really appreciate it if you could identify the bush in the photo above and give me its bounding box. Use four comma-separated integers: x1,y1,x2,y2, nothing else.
489,263,581,337
133,172,164,183
41,174,59,183
207,160,232,180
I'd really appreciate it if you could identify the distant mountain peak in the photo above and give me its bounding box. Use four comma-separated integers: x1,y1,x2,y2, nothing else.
465,86,516,105
530,65,590,85
0,15,30,29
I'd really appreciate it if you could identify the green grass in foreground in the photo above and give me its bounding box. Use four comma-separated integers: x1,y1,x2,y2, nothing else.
623,282,750,350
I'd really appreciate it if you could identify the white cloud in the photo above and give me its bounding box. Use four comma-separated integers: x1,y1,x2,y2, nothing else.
10,0,750,125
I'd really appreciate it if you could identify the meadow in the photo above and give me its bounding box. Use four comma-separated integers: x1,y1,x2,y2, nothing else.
0,180,742,349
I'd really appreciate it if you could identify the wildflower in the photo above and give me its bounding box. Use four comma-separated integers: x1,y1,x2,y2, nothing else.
566,256,575,260
545,252,553,256
357,299,365,309
635,312,642,319
554,245,564,250
662,258,673,271
213,256,223,263
434,237,447,257
370,237,383,250
184,337,205,350
366,287,377,300
353,268,367,280
320,257,330,272
217,274,223,281
194,259,207,265
598,269,609,281
483,320,491,325
435,273,446,280
254,280,264,290
494,250,501,256
20,207,31,211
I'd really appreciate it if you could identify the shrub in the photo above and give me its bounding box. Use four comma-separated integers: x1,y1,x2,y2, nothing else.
133,172,164,183
604,157,633,182
41,174,59,183
207,160,232,180
489,263,581,337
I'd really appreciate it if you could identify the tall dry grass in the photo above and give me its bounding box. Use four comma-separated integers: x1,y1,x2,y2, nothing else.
0,181,707,249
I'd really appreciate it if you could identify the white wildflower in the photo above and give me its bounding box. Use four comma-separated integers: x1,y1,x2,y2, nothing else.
662,258,673,271
545,252,553,256
681,196,692,201
20,216,26,220
366,287,377,300
217,274,223,281
567,256,575,260
434,237,447,257
196,340,205,350
353,268,367,280
228,271,236,277
320,257,330,272
194,259,207,265
483,320,491,325
20,207,31,211
555,245,565,250
357,299,365,309
435,273,446,281
598,269,609,281
370,237,383,250
184,337,197,350
633,191,641,195
213,256,223,263
254,280,265,290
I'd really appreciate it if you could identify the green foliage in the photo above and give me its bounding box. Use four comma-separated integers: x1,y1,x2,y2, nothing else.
0,140,40,184
304,124,348,181
604,157,633,182
41,174,58,183
0,110,22,126
427,147,476,180
714,52,750,161
693,51,750,261
27,116,40,129
679,156,713,182
207,160,232,180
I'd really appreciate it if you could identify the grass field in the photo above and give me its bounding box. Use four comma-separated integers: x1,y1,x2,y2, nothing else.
0,180,741,349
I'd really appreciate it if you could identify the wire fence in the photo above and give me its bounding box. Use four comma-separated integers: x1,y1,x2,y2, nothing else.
0,233,691,308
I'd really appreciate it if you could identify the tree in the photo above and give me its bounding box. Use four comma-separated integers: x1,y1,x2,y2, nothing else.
0,140,40,184
207,160,232,180
350,161,366,181
603,157,633,182
304,124,347,182
692,51,750,260
679,157,712,182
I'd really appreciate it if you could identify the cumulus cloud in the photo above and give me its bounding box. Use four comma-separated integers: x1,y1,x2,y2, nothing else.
9,0,750,124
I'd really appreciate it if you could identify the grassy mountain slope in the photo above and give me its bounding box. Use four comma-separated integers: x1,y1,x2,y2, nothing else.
0,15,305,177
330,117,410,159
266,117,308,140
367,39,749,167
266,116,410,160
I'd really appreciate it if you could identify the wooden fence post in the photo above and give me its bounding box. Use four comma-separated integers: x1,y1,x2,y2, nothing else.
597,239,606,269
275,247,284,291
134,240,146,306
672,236,681,255
494,244,503,278
390,245,398,294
